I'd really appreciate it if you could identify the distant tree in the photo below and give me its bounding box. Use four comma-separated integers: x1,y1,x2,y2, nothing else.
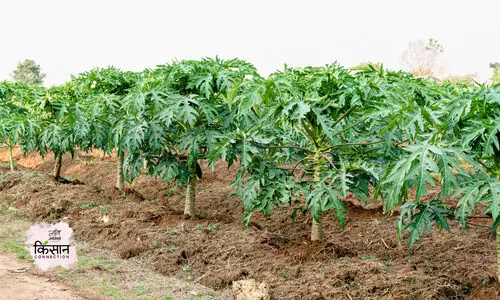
353,61,382,70
443,73,477,84
402,38,444,78
490,62,500,84
11,59,46,85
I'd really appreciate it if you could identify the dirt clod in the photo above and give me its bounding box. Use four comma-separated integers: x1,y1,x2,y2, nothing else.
233,279,270,300
119,243,147,259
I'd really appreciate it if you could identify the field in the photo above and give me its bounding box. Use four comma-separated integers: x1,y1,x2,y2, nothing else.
1,59,499,299
0,147,498,299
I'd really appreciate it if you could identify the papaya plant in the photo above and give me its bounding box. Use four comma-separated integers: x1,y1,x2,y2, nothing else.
0,81,33,170
72,67,139,190
24,83,84,180
377,81,500,279
123,57,259,216
221,65,383,241
220,63,461,242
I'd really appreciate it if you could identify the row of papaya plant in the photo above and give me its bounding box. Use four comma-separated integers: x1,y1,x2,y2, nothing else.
0,59,498,279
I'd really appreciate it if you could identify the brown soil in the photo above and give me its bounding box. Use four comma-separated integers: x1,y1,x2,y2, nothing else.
0,253,80,299
0,149,499,299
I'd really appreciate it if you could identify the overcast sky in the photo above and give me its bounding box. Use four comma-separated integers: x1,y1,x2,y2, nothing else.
0,0,498,86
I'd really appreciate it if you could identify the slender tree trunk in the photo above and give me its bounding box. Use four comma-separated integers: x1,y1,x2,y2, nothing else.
142,158,148,174
311,154,324,242
8,143,15,171
493,147,500,179
116,152,125,190
53,153,62,179
497,225,500,282
311,216,324,242
184,160,197,217
496,145,500,282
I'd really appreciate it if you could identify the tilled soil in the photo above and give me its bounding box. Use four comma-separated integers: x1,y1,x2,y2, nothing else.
0,149,499,299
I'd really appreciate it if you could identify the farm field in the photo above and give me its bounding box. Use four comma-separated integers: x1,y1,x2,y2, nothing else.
0,1,499,299
1,57,499,300
0,147,497,299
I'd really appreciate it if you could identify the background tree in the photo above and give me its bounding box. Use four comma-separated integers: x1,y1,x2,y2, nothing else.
490,62,500,84
402,38,444,78
443,73,477,84
11,59,46,85
353,61,381,69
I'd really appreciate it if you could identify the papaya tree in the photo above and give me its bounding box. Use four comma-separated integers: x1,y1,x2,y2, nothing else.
0,82,29,170
26,83,82,180
123,57,259,216
220,63,457,242
72,67,139,190
0,82,46,171
223,64,383,241
378,82,500,279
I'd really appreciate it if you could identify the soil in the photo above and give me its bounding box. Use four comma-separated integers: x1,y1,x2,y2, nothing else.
0,253,79,299
0,148,499,299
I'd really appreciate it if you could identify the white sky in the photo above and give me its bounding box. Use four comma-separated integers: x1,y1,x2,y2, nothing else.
0,0,499,86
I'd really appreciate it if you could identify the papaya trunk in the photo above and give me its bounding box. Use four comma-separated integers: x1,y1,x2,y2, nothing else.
184,161,197,216
116,152,125,190
311,216,324,242
493,149,500,179
311,153,324,242
493,139,499,281
497,225,500,282
53,153,62,179
8,143,15,171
